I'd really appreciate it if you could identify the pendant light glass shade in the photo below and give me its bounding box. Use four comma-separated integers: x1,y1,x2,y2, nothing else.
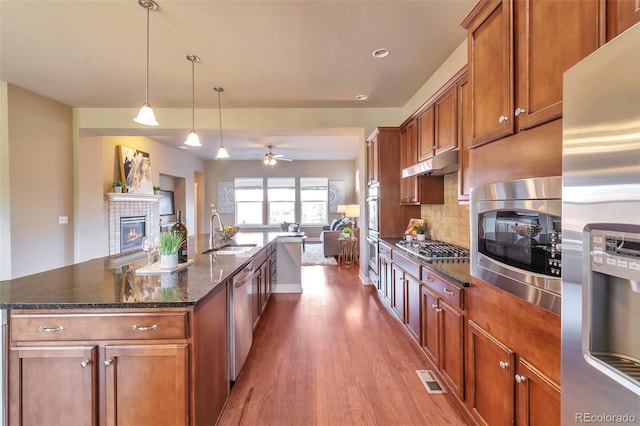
184,55,201,146
214,87,229,159
134,0,159,126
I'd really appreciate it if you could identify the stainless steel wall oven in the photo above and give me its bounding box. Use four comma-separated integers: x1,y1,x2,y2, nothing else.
470,176,562,314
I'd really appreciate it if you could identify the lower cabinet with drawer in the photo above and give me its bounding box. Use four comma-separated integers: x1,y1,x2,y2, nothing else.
421,266,466,402
8,282,229,426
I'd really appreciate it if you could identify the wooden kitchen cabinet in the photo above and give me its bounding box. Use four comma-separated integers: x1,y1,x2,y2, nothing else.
400,120,419,205
434,85,458,155
417,105,435,162
405,271,421,342
104,344,189,426
367,133,380,185
378,241,393,307
11,345,98,425
468,320,560,426
367,128,420,238
606,0,640,41
457,71,471,202
9,281,230,426
421,267,466,401
463,0,604,147
391,264,406,322
468,320,516,426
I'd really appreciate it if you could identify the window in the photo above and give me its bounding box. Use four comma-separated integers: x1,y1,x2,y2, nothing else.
268,177,295,224
300,177,328,224
235,178,263,225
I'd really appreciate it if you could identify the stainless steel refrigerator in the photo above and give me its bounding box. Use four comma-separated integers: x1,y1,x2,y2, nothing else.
562,22,640,423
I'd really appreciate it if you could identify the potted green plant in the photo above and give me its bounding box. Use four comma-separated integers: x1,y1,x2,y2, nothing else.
414,224,426,241
153,185,161,195
112,181,125,193
158,231,184,269
341,226,352,239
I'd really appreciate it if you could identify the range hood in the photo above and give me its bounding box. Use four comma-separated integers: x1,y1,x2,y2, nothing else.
402,150,459,178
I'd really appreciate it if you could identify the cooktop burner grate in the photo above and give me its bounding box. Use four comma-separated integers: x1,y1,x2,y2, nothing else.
396,240,470,262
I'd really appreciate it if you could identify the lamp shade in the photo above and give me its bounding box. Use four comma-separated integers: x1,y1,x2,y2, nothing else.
345,204,360,218
184,130,200,146
337,205,347,214
134,103,159,126
216,145,230,159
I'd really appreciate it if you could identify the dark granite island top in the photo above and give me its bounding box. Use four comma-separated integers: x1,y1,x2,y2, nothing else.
0,232,290,310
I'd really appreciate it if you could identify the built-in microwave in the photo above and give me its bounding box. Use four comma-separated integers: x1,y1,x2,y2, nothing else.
471,176,562,315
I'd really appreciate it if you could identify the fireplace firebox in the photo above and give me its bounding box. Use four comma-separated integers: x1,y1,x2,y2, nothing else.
121,216,146,252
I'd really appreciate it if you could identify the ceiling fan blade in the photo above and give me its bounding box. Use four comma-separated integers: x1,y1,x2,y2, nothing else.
272,154,285,158
279,158,293,161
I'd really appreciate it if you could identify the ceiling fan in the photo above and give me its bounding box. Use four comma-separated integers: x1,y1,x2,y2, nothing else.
263,145,293,166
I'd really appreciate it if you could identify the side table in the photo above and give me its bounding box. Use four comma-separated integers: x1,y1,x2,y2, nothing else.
338,237,359,266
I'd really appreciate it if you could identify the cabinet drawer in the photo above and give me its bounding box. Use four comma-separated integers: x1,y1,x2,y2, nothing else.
10,312,189,342
379,242,393,260
392,250,421,279
421,267,464,310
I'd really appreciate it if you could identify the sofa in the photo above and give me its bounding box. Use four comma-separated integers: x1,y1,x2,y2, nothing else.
320,217,359,257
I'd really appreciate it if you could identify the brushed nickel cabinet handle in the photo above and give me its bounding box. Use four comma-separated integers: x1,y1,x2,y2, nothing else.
498,115,509,124
514,108,526,116
425,276,434,283
443,288,454,295
499,361,510,369
38,326,64,333
81,359,92,368
515,374,527,383
104,359,113,367
132,324,158,332
431,303,438,309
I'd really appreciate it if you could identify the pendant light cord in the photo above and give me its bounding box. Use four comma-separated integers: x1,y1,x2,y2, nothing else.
191,58,195,130
144,3,150,104
217,89,224,148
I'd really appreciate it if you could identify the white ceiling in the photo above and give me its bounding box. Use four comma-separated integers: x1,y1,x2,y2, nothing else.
1,0,475,161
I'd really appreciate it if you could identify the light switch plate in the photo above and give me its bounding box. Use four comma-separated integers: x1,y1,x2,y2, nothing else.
58,216,68,224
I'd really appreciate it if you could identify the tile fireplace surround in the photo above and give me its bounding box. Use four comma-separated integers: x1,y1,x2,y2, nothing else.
106,193,159,255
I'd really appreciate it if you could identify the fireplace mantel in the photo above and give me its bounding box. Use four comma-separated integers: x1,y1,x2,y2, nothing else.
106,192,159,203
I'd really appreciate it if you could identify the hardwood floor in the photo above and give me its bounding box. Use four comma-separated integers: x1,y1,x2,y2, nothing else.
218,265,471,426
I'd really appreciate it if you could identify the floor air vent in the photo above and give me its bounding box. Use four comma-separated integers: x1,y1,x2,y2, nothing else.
416,370,446,394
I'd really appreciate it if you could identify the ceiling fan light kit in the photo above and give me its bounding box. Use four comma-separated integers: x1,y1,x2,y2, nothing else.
263,145,292,166
133,0,159,126
184,54,201,146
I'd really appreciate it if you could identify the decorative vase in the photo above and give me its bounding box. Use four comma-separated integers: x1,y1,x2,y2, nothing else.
160,253,178,269
113,186,122,193
406,235,413,242
416,234,426,241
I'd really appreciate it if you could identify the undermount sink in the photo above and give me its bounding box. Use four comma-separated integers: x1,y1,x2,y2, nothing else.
202,244,257,255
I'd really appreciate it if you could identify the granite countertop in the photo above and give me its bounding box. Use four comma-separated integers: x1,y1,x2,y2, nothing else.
380,237,471,287
0,232,297,310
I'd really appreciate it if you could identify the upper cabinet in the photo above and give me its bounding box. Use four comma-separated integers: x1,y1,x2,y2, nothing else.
456,72,471,202
462,0,605,147
400,120,419,205
367,133,380,185
417,105,435,162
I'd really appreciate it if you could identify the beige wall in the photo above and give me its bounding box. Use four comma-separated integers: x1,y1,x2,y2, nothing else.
421,174,470,249
205,159,358,237
8,84,74,278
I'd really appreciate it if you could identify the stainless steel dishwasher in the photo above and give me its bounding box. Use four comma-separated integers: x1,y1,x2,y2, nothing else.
230,262,254,381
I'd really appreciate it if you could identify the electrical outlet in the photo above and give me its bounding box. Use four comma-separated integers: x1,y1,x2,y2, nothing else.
58,216,68,224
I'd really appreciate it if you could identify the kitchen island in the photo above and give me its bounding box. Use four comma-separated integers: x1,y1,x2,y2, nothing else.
0,232,298,426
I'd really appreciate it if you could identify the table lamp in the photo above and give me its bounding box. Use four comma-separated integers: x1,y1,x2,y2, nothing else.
344,204,360,228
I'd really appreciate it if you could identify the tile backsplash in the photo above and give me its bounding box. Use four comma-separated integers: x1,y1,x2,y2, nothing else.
420,174,470,249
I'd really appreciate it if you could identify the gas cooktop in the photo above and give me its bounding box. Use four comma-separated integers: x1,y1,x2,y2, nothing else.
395,239,470,262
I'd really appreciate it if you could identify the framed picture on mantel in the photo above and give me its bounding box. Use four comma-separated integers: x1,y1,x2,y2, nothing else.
118,145,153,194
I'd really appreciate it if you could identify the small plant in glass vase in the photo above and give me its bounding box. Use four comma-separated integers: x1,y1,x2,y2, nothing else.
153,185,161,195
158,231,184,269
414,224,426,241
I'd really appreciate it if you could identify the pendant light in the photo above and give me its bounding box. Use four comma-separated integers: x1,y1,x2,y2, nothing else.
133,0,159,126
184,55,201,146
214,87,230,159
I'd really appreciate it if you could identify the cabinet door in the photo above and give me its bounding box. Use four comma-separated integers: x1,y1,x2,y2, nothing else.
417,105,435,161
104,344,189,426
405,274,421,343
391,265,405,321
420,286,440,366
468,0,514,146
367,136,379,185
381,257,393,306
10,345,98,426
434,85,458,154
606,0,640,41
399,127,417,205
516,358,561,426
259,260,269,314
514,0,603,131
457,72,471,202
439,300,465,401
468,321,516,426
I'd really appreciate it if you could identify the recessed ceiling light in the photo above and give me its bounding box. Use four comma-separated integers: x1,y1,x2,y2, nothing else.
356,95,368,101
372,48,390,58
179,146,188,150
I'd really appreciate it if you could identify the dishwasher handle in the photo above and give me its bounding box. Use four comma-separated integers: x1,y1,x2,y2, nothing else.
233,264,254,288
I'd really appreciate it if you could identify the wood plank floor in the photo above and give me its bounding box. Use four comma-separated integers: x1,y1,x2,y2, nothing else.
218,265,472,426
